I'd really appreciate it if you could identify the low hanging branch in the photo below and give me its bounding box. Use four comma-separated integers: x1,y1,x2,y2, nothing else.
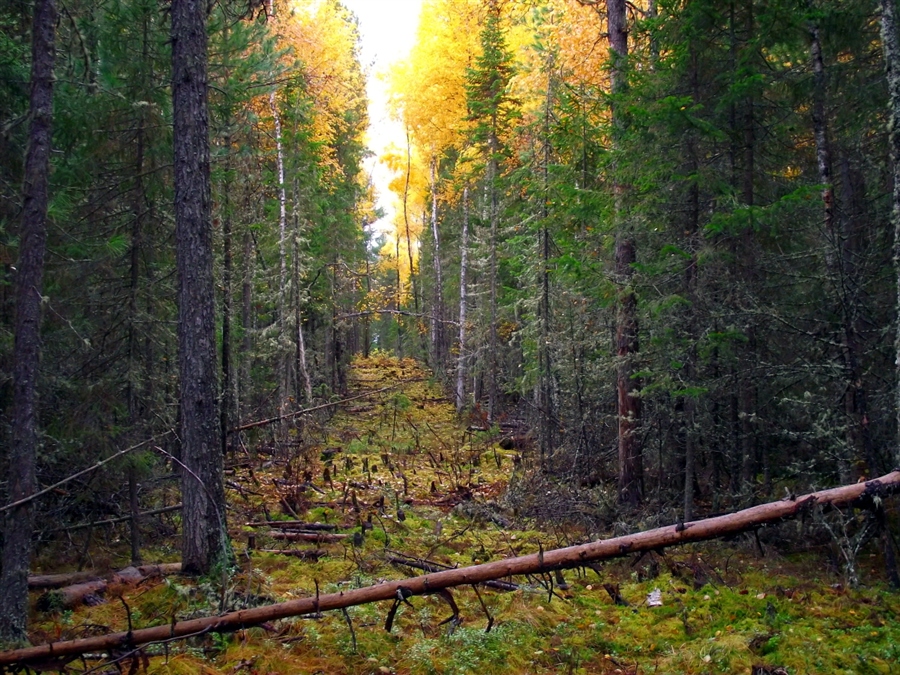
1,471,898,668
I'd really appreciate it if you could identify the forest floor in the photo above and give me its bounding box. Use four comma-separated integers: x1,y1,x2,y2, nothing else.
27,354,900,674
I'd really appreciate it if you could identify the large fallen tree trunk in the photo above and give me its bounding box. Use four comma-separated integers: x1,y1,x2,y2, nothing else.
1,471,898,668
28,563,182,592
34,564,183,611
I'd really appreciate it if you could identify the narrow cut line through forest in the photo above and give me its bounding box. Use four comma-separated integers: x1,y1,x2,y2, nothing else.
6,354,900,675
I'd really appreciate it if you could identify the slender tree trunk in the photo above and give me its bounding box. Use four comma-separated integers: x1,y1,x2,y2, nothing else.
429,156,445,373
127,113,147,564
539,64,554,467
221,131,234,455
291,188,312,402
488,135,500,421
0,0,55,643
608,0,642,506
171,0,228,574
683,22,700,522
809,16,871,479
240,219,253,420
880,0,900,470
456,187,470,413
270,91,290,415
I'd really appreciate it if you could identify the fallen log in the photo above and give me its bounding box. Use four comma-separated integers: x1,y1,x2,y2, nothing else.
267,531,348,543
2,471,898,668
246,521,337,531
28,571,98,590
254,549,328,560
35,564,182,611
385,553,519,592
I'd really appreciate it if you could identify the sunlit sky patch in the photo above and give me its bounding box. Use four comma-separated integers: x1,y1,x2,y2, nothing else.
341,0,423,238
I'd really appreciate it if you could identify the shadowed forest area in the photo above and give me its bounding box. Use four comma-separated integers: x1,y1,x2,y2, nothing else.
2,0,900,672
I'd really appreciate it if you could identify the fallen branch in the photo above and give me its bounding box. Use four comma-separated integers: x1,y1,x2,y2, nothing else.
3,471,898,668
46,504,182,534
0,432,173,515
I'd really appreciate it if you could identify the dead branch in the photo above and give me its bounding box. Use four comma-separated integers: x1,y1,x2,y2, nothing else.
0,432,174,515
46,504,182,534
2,471,898,668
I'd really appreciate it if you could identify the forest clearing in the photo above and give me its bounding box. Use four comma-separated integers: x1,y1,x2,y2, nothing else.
0,354,898,674
4,0,900,672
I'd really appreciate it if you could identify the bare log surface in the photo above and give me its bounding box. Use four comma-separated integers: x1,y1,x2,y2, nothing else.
27,571,98,590
34,564,182,610
254,549,328,560
267,530,348,543
2,472,898,667
245,521,337,530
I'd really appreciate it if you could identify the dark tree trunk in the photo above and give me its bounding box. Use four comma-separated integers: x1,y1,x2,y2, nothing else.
608,0,642,506
0,0,55,645
171,0,228,574
880,0,900,470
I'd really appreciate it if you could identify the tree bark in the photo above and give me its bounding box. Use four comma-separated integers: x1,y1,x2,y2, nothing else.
3,472,898,667
0,0,55,645
456,187,470,413
608,0,642,507
429,156,445,373
880,0,900,470
171,0,228,575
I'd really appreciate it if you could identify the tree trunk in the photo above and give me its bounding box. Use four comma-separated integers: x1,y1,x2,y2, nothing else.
291,183,313,402
608,0,642,506
270,90,290,416
221,129,234,456
880,0,900,469
171,0,228,575
429,156,445,374
0,0,55,645
456,187,470,413
4,472,898,667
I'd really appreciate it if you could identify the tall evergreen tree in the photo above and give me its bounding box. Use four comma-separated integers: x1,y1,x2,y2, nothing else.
171,0,228,574
465,0,516,421
0,0,55,644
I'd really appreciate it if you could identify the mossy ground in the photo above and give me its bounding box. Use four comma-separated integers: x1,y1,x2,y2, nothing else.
28,354,900,674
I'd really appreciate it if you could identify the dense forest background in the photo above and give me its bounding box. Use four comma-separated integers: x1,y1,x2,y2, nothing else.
3,0,900,648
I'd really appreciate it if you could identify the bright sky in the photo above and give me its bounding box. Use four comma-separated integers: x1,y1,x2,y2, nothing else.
341,0,424,236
